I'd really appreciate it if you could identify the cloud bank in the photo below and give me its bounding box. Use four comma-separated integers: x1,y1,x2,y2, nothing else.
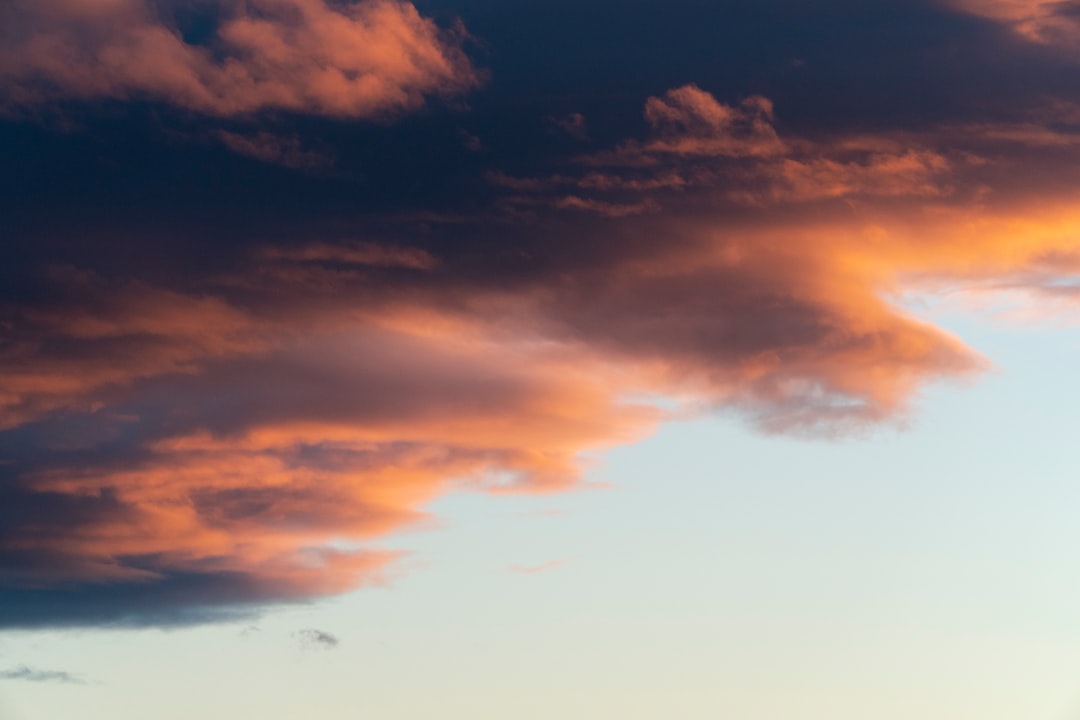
5,0,1080,629
7,79,1080,626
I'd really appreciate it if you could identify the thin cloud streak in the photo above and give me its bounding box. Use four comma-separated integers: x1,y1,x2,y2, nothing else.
216,131,336,170
0,666,87,684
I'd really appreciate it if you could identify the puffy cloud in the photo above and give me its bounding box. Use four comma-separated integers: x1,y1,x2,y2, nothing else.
0,0,479,117
498,86,957,212
640,85,786,158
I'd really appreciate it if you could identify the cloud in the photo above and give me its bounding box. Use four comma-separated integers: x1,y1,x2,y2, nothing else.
0,267,268,431
547,112,590,141
488,170,688,193
257,241,439,269
762,150,952,202
640,85,786,158
497,86,957,212
216,131,335,170
7,66,1080,629
295,628,339,649
0,666,86,684
550,195,660,217
458,128,486,152
947,0,1080,45
0,0,479,117
0,257,660,626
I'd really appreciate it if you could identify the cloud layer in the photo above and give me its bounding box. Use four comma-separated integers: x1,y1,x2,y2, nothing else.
8,78,1080,625
9,84,1080,623
5,0,1080,628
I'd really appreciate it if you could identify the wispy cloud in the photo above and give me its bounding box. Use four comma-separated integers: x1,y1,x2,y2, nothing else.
216,132,336,171
547,113,590,141
0,666,86,685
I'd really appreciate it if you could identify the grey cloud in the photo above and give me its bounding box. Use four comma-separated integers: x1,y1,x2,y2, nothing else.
0,666,86,684
295,629,340,649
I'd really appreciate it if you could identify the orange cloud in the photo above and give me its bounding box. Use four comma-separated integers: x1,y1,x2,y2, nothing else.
500,86,960,213
765,150,952,202
0,0,479,117
0,273,662,624
642,85,787,157
8,81,1080,626
0,267,269,430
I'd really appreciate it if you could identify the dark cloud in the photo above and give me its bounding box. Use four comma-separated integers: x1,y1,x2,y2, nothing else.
215,132,336,171
546,113,589,141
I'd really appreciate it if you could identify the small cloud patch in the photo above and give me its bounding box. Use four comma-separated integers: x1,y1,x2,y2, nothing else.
295,629,340,650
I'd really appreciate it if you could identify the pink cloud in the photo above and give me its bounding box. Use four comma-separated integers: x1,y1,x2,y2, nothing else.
494,85,958,215
0,0,479,117
641,85,787,157
945,0,1080,46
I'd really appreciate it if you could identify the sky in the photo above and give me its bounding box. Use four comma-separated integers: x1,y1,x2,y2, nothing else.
3,0,1080,717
